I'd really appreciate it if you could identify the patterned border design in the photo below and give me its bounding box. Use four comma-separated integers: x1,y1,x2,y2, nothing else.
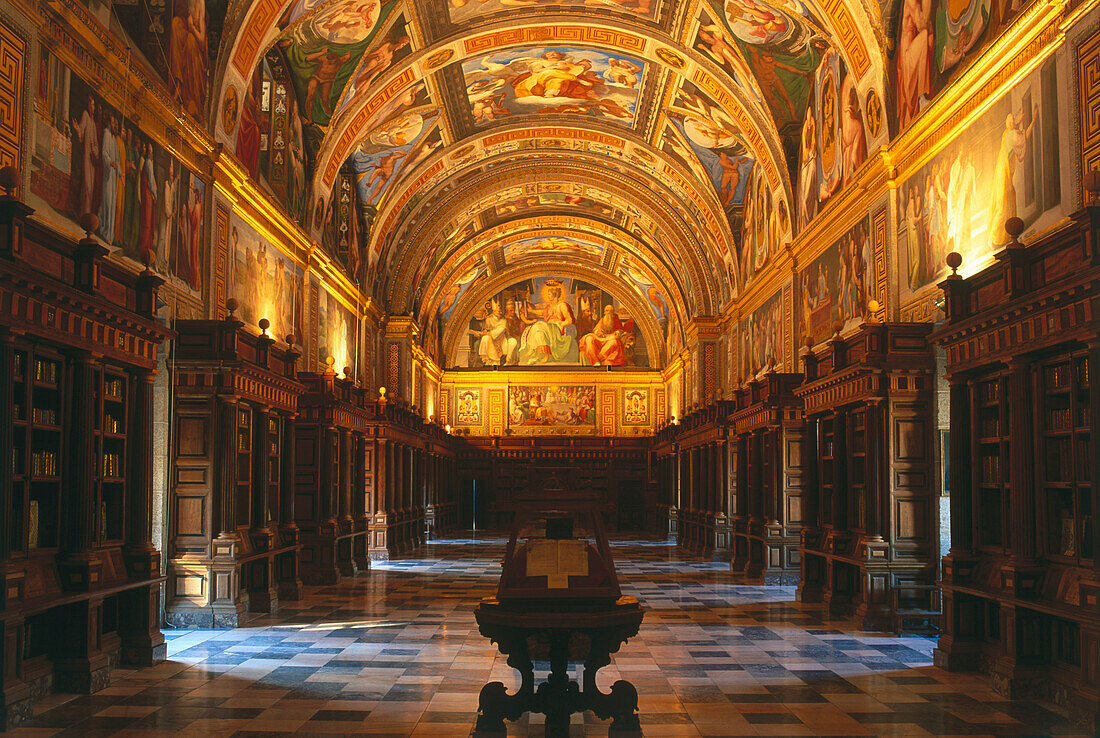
0,18,26,172
1078,26,1100,190
388,343,401,396
900,291,941,323
463,26,646,55
655,388,666,421
600,388,616,435
703,342,716,400
213,204,230,318
487,389,504,436
871,205,888,321
439,389,450,425
821,0,871,79
231,0,281,76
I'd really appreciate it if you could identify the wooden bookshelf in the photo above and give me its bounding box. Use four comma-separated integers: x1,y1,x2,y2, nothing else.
365,399,458,560
0,190,171,726
166,315,304,627
931,211,1100,731
295,362,374,584
650,402,735,559
730,374,805,585
795,323,939,632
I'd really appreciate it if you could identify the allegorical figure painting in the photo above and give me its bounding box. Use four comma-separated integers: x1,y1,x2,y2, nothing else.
279,0,396,128
455,277,650,369
28,52,205,297
797,217,875,348
455,389,482,426
317,284,356,373
229,214,304,342
667,83,756,232
740,288,784,382
898,58,1061,297
797,47,868,231
462,47,646,126
623,388,649,425
889,0,1030,131
702,0,828,146
113,0,229,123
508,386,597,428
502,236,605,264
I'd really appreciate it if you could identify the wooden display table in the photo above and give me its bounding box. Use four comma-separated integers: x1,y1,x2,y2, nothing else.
473,596,643,736
473,500,644,736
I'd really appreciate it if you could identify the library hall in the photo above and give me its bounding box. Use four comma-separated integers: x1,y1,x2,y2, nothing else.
0,0,1097,733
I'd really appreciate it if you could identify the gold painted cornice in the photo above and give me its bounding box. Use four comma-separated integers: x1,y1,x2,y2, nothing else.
440,369,664,385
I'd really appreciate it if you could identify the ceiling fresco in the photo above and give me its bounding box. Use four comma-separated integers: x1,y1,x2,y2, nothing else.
153,0,950,366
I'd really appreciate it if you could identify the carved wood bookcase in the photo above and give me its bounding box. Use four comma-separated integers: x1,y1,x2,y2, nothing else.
166,317,305,627
0,195,171,726
795,323,939,632
731,373,806,585
931,210,1100,730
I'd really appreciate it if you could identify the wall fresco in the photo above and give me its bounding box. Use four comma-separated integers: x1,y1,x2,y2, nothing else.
29,52,205,297
452,276,651,368
229,213,304,341
508,385,597,428
797,215,874,348
897,57,1061,301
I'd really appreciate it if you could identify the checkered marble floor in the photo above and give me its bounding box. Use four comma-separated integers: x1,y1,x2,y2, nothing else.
10,537,1089,737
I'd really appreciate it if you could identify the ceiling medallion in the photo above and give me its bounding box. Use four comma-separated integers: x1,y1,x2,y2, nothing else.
425,48,456,70
865,88,882,138
655,48,685,69
221,86,239,134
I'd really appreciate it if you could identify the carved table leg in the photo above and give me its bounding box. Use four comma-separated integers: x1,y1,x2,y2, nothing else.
583,634,641,736
474,643,535,735
536,630,581,736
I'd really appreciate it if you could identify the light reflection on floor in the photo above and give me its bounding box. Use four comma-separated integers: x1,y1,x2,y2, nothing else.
12,537,1088,736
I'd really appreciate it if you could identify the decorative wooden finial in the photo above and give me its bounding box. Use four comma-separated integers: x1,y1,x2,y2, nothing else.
0,165,17,198
343,366,352,379
225,297,239,319
258,318,270,335
831,320,844,337
78,212,99,239
946,251,963,277
1087,169,1100,205
285,333,296,349
1004,217,1025,246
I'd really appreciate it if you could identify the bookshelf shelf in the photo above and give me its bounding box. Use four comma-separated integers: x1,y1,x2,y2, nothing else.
931,207,1100,730
0,193,171,727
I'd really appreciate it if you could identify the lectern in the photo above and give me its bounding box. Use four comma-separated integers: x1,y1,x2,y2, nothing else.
473,501,644,736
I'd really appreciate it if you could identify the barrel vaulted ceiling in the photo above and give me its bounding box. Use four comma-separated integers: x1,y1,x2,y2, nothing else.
207,0,888,365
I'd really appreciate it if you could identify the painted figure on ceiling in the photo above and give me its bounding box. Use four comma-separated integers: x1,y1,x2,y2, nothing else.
517,281,580,364
840,82,867,184
170,0,209,120
579,304,634,366
896,0,934,129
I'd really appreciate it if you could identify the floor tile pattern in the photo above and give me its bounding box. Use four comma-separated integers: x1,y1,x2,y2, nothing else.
10,537,1089,736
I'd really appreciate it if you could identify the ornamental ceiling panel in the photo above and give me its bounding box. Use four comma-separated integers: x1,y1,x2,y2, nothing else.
197,0,894,366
